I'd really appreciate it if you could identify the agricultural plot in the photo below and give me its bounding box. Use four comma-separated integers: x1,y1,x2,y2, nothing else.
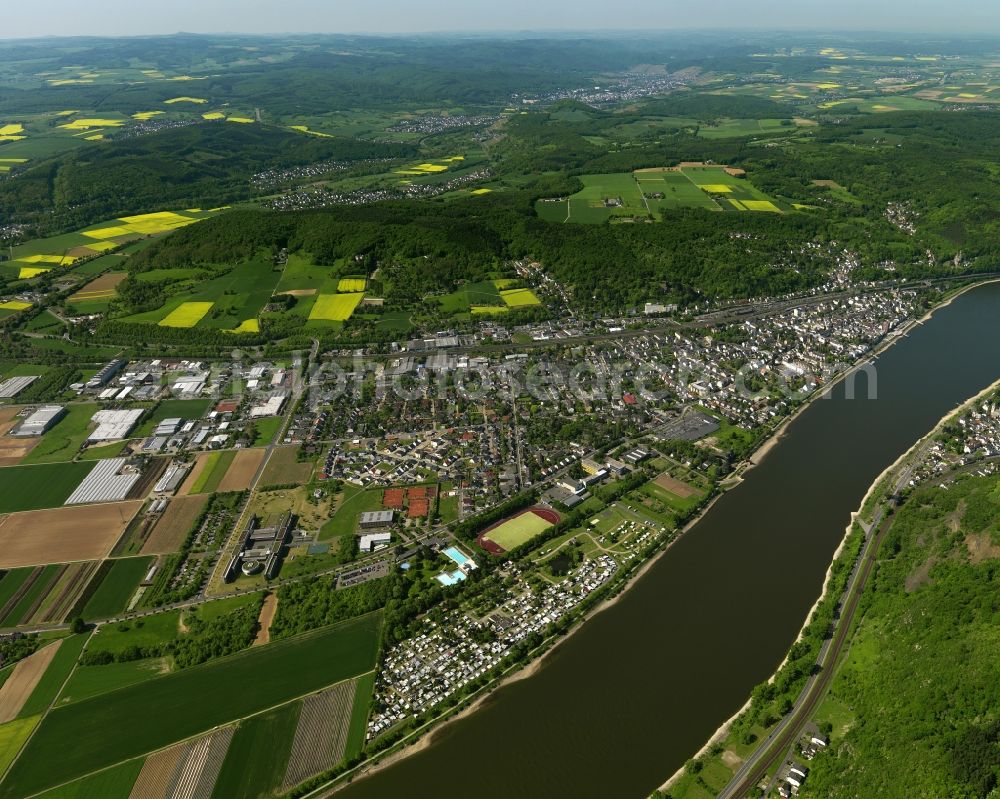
81,556,154,619
142,495,210,555
3,211,215,282
541,166,788,223
188,451,236,495
0,462,94,512
260,445,314,486
0,716,39,776
32,758,144,799
308,292,364,323
337,276,367,292
66,272,126,314
216,448,264,492
15,562,101,625
212,704,299,798
478,508,559,554
58,658,171,706
2,614,383,798
0,642,61,723
500,288,541,307
282,678,358,789
0,565,61,626
0,502,142,568
123,253,280,330
17,632,90,719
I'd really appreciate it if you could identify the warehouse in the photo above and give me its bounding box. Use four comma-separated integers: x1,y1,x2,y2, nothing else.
0,375,39,399
12,405,66,437
64,457,142,504
86,358,126,389
153,462,189,494
88,408,144,441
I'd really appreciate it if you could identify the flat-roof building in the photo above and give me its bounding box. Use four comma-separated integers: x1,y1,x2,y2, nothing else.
13,405,65,437
359,532,392,552
0,375,39,399
359,510,395,529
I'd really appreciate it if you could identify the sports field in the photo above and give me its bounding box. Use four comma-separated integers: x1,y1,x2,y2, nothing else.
1,613,383,798
479,508,559,553
308,292,364,322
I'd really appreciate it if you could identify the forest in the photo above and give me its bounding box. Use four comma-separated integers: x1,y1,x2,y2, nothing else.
802,473,1000,798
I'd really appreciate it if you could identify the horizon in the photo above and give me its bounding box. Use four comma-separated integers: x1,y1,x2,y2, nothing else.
4,0,1000,39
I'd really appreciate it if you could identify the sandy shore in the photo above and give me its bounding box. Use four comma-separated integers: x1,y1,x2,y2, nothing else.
328,279,1000,796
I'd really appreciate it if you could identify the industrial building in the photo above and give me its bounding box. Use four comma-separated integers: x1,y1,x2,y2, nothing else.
0,375,39,399
64,457,142,505
359,510,395,529
86,358,126,389
12,405,65,437
249,393,287,418
88,408,144,441
153,462,189,494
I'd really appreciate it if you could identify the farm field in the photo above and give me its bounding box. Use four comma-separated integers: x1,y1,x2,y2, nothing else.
212,703,299,799
2,613,383,797
81,556,154,619
0,565,61,626
8,562,101,626
2,210,216,282
0,462,94,512
189,450,237,494
0,642,62,723
141,494,210,554
539,165,788,223
0,717,39,776
281,678,357,789
251,415,284,447
260,445,314,486
66,272,127,314
0,501,142,568
479,508,559,553
122,253,280,330
308,292,364,322
32,758,145,799
58,658,171,706
17,633,90,718
216,447,265,492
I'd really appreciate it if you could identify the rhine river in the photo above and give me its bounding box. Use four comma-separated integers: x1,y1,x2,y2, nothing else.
338,282,1000,799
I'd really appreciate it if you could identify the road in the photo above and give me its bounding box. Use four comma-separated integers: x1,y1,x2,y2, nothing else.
717,442,927,798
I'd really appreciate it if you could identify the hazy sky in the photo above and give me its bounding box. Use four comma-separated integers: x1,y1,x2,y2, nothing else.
5,0,1000,38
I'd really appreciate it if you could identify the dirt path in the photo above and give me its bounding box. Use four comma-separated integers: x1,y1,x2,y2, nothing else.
0,640,62,723
252,593,278,647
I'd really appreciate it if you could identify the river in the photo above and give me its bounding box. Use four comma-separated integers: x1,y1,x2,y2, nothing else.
337,282,1000,799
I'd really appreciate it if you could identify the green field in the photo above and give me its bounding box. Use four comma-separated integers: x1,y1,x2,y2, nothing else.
438,280,505,314
0,716,40,776
251,416,284,447
2,613,383,797
0,462,94,512
482,510,555,552
191,450,236,494
345,671,376,758
210,703,300,799
122,253,280,330
0,569,34,615
33,759,144,799
21,404,98,464
81,557,153,619
57,658,171,706
320,486,384,540
540,167,788,223
86,609,182,655
18,633,90,718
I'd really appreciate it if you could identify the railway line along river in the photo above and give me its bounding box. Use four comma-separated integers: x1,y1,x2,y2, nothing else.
336,282,1000,799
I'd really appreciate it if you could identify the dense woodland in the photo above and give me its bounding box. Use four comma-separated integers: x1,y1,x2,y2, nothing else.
802,474,1000,798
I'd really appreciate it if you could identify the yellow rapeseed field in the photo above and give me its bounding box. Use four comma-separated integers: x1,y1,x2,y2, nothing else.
158,302,214,328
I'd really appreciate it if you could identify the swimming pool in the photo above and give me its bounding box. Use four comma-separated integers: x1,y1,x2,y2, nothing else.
443,546,473,568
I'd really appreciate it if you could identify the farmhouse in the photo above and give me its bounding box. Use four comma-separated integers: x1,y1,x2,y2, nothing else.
12,405,66,437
